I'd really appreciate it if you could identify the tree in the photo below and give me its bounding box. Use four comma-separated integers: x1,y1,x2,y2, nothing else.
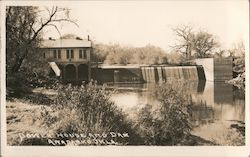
228,40,245,58
229,41,245,73
100,44,168,65
172,25,218,59
6,6,77,74
167,51,185,65
171,25,194,59
212,49,227,58
61,34,79,39
193,31,218,58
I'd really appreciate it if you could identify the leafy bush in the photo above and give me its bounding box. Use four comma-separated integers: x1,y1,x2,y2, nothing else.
39,82,142,145
135,83,192,145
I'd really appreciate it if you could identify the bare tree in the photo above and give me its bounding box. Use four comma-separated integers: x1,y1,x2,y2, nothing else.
6,6,78,74
171,25,218,59
171,25,195,59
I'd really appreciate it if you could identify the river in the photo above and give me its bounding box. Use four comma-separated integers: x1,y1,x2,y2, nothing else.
108,81,245,137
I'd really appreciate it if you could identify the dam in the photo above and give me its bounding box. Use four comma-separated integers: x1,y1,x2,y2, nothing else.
91,58,232,84
91,65,205,84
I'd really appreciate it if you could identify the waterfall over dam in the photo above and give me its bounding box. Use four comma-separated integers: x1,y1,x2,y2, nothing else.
141,66,200,83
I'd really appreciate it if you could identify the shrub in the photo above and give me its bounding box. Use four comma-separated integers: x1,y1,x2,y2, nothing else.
39,82,142,145
135,83,192,145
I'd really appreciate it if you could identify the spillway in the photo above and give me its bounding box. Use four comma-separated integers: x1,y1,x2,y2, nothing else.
141,66,199,83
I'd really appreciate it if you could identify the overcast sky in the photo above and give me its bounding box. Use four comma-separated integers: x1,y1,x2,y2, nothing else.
43,0,249,51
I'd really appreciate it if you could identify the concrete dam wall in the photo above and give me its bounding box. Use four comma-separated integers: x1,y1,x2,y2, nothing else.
141,66,205,83
91,65,206,84
91,67,143,84
195,58,233,82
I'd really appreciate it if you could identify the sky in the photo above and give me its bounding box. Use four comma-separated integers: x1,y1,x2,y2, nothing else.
43,0,249,52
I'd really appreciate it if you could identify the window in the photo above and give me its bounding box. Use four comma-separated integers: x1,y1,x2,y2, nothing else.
66,49,74,59
79,49,87,59
83,50,87,59
71,50,74,58
67,50,70,59
53,49,62,59
53,50,57,58
58,50,61,59
79,50,83,59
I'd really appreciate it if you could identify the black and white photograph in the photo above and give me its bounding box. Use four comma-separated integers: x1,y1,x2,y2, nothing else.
0,0,249,156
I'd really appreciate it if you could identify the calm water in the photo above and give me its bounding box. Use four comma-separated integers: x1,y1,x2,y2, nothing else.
109,81,245,129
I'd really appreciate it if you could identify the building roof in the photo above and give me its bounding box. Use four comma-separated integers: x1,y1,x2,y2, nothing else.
40,38,92,48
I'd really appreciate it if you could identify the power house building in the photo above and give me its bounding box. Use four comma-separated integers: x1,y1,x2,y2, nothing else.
41,37,92,83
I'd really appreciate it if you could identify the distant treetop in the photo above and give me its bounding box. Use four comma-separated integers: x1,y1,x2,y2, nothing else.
60,34,82,40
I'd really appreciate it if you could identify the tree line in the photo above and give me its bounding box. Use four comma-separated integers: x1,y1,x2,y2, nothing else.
92,44,168,65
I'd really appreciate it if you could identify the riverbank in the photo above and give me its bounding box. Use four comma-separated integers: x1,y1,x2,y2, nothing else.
6,99,53,145
191,120,245,146
227,72,245,90
6,88,245,146
6,98,214,146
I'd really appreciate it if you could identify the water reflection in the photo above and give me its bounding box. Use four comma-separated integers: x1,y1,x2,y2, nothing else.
109,81,245,129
